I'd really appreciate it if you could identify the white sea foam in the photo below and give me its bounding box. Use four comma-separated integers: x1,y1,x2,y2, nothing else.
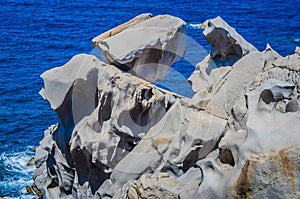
0,150,35,198
189,23,202,29
1,151,34,173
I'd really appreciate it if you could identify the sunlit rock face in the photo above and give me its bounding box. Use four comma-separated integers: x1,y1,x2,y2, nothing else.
96,14,187,82
202,16,258,67
33,14,300,199
35,54,182,198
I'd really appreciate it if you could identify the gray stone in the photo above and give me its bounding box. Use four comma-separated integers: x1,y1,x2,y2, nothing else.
92,13,152,47
100,101,226,197
295,46,300,55
33,15,300,199
98,14,187,82
35,54,183,198
201,16,257,67
235,146,300,198
206,51,265,118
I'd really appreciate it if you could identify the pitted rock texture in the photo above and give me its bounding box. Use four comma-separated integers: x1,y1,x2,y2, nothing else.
34,54,182,198
34,15,300,199
235,147,300,199
188,16,258,93
201,16,258,67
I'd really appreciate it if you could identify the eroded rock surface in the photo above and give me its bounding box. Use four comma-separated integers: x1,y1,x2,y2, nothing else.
96,14,187,82
202,16,257,66
92,13,152,48
189,16,258,93
34,15,300,199
34,54,183,198
236,147,300,198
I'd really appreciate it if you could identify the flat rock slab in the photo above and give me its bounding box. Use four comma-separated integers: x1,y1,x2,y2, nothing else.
98,14,187,81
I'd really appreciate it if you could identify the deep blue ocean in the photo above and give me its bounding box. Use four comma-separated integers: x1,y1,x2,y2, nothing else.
0,0,299,197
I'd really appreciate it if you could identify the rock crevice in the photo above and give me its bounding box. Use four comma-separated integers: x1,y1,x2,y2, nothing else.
33,14,300,199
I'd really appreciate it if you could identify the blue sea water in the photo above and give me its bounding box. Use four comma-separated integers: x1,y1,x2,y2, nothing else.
0,0,299,197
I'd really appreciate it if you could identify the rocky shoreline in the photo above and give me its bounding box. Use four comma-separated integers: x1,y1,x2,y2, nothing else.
32,14,300,198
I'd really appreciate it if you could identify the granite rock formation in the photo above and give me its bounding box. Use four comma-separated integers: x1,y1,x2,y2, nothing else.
92,13,153,48
33,14,300,199
94,14,187,82
34,53,183,198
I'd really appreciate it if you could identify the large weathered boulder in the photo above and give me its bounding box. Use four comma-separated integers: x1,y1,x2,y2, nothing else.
34,54,183,198
92,13,152,48
201,16,258,67
119,168,202,199
115,42,300,199
98,101,226,198
96,14,187,82
189,48,300,198
34,14,300,199
189,16,258,93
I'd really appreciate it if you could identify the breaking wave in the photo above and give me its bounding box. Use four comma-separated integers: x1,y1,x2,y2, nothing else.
0,149,35,198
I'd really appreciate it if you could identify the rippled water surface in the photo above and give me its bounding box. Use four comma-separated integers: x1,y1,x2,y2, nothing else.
0,0,299,197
